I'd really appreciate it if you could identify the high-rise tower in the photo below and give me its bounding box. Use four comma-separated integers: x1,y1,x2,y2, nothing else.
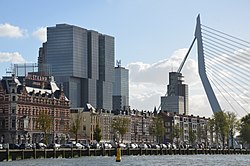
38,24,114,110
161,72,188,115
112,61,129,111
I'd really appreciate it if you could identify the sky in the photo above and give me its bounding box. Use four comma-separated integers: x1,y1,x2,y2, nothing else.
0,0,250,118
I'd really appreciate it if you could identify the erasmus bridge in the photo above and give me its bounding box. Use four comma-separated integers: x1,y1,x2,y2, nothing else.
161,15,250,117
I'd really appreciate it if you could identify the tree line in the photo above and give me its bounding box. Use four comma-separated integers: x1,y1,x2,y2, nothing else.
149,111,250,148
36,110,250,148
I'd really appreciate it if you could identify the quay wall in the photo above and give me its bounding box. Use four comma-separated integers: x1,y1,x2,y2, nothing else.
0,148,249,162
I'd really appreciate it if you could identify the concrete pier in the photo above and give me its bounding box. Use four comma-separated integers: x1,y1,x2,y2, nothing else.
0,148,249,162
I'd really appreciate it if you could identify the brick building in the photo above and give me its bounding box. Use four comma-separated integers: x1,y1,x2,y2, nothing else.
0,73,70,144
161,111,209,146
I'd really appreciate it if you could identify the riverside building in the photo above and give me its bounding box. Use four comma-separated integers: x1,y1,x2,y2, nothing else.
0,71,70,144
38,24,114,110
161,111,209,146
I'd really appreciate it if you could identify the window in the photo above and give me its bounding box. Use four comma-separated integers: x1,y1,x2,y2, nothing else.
166,128,171,133
12,119,16,128
12,96,16,101
0,120,3,128
165,122,171,126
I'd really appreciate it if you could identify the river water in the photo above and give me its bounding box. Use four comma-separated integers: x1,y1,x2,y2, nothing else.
0,155,249,166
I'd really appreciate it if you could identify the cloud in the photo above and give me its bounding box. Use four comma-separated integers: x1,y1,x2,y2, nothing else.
127,48,200,86
0,23,25,38
127,47,249,118
129,81,165,110
32,27,47,42
0,52,26,63
127,48,207,114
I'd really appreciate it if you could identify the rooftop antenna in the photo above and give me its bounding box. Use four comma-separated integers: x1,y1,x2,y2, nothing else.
116,60,121,67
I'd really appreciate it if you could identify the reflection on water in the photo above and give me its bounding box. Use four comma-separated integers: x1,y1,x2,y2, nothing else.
0,155,250,166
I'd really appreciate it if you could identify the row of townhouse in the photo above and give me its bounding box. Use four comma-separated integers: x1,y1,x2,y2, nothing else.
0,74,212,146
70,109,211,146
0,73,156,145
69,108,155,144
161,111,210,146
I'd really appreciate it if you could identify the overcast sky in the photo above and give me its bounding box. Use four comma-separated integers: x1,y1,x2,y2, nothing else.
1,0,250,118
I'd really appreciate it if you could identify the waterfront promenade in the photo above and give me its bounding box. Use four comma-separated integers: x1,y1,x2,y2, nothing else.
0,147,249,162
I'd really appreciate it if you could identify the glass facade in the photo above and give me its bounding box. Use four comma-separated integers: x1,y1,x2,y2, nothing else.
97,35,114,111
162,72,188,115
39,24,114,110
113,66,129,110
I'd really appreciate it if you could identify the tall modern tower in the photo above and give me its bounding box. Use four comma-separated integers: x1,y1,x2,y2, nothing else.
112,61,129,111
161,72,188,115
38,24,114,110
97,34,114,110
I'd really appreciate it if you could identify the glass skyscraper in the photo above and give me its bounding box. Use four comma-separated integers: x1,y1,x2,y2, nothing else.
112,63,129,111
38,24,114,110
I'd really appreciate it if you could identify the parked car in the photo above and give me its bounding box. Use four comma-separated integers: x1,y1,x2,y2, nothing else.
62,142,83,149
171,143,177,149
160,144,168,149
151,144,160,149
119,143,127,148
139,143,148,149
34,143,47,149
47,143,61,149
129,143,138,149
166,143,172,149
8,144,20,149
19,143,32,149
82,144,90,149
73,143,84,149
103,143,112,149
90,143,100,149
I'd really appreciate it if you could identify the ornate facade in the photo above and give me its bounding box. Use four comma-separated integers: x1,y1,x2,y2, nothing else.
0,73,70,144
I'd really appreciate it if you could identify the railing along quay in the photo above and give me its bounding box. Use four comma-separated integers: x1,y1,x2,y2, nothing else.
0,148,249,162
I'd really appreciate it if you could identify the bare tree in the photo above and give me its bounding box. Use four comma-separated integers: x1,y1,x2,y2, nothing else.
37,110,52,145
112,117,130,143
149,115,165,144
69,112,84,143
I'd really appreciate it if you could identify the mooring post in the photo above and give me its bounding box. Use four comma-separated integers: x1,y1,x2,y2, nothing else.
5,147,9,161
44,148,47,158
33,147,36,159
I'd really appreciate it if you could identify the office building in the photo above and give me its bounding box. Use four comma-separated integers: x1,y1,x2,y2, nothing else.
161,72,188,115
113,61,129,111
38,24,114,110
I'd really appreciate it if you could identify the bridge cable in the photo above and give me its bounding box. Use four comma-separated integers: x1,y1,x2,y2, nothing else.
206,71,241,116
201,24,250,45
205,60,250,102
206,70,249,115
